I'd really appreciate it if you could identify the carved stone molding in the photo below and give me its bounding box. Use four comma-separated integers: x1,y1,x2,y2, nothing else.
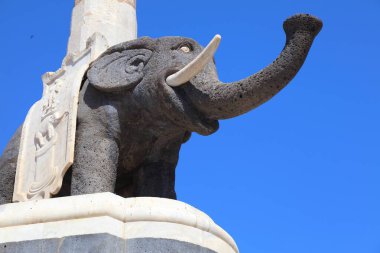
1,194,239,253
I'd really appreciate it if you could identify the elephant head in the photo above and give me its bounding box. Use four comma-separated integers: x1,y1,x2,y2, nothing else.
87,14,322,137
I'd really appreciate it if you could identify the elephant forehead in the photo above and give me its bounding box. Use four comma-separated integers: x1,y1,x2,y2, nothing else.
98,37,156,57
155,37,202,50
97,37,203,57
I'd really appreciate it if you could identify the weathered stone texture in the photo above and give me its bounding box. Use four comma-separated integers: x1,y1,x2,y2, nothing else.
0,236,216,253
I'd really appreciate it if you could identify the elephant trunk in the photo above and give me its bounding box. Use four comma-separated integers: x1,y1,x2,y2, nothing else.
184,14,322,120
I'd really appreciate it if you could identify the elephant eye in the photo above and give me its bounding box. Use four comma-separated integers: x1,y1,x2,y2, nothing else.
180,46,191,53
177,43,193,53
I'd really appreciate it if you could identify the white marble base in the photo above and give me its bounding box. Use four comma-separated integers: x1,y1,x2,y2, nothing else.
0,193,238,253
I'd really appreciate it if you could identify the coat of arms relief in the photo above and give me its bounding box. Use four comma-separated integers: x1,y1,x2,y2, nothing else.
13,34,109,202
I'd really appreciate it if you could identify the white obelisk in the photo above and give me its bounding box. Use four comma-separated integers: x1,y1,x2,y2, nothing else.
13,0,137,202
68,0,137,56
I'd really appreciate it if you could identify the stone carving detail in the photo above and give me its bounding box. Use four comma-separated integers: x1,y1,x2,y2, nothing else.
29,79,68,199
13,34,109,202
10,0,138,202
35,79,66,151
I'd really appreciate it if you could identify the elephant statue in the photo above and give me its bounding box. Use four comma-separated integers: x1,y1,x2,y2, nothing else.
0,14,322,204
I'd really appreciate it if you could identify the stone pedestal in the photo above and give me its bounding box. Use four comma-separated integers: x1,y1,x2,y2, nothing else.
0,193,238,253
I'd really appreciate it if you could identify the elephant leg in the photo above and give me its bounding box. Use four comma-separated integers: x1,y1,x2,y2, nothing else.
70,127,119,195
132,136,182,199
133,161,177,199
0,125,22,205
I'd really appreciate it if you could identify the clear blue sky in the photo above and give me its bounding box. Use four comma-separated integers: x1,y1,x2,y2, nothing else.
1,1,379,252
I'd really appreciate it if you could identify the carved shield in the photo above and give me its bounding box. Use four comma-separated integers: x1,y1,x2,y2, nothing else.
13,35,108,202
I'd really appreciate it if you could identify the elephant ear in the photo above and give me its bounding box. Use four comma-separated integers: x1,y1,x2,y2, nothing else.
88,49,152,92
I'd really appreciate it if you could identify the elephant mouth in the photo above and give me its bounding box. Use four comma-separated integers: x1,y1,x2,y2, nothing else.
161,72,219,136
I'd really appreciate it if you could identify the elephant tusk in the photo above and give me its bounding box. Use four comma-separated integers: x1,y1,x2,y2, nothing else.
166,34,221,87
